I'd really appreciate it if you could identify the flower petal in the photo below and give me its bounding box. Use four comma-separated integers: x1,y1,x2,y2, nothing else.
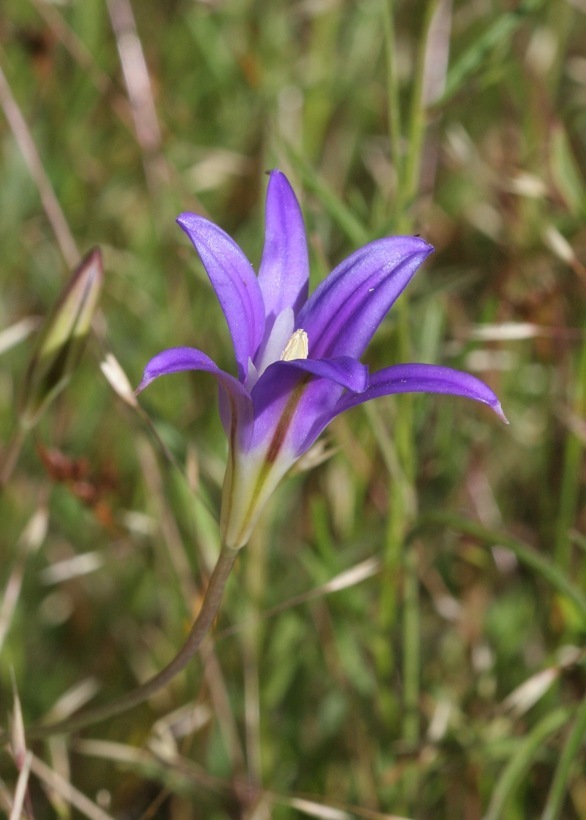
258,170,309,330
176,213,265,381
247,356,366,458
334,363,508,421
136,346,255,447
274,355,368,393
298,237,433,359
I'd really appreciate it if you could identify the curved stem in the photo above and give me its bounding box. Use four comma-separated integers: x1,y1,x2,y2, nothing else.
1,544,239,743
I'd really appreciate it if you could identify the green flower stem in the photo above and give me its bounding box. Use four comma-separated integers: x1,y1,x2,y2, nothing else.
242,531,267,785
1,544,239,743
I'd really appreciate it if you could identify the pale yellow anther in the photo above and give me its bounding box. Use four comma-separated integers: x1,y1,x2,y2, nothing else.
280,329,309,362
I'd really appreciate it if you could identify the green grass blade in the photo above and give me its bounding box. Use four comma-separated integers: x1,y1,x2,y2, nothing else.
284,146,369,246
484,708,570,820
440,0,544,104
541,693,586,820
554,337,586,570
416,515,586,623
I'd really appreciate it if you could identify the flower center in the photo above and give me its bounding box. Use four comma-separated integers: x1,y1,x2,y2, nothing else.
280,329,309,362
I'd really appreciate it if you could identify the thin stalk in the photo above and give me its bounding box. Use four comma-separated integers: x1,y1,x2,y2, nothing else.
554,336,586,571
0,544,239,743
484,708,569,820
378,0,439,759
391,1,439,798
382,0,403,220
0,426,26,491
399,0,439,230
242,531,266,787
0,58,78,268
541,692,586,820
402,544,420,804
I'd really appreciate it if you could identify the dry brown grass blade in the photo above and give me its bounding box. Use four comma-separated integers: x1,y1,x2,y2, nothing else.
217,556,382,641
28,0,133,130
9,750,33,820
75,738,415,820
0,58,78,267
106,0,168,194
0,507,48,653
7,679,34,819
29,755,116,820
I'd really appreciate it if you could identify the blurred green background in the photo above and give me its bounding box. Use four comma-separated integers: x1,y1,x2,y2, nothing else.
1,0,585,817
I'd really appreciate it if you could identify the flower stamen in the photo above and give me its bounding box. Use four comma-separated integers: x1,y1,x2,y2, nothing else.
280,329,309,362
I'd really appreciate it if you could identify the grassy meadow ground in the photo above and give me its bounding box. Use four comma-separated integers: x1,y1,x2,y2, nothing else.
1,0,585,817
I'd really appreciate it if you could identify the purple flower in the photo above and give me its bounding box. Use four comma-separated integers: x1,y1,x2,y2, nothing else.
138,170,506,548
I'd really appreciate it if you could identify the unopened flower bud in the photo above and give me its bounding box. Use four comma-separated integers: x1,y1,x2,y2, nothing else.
20,248,103,429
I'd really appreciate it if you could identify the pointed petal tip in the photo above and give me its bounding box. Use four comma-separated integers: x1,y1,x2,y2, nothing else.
176,212,198,231
135,365,159,395
134,377,149,396
176,212,219,238
493,401,509,425
415,236,435,257
265,168,295,192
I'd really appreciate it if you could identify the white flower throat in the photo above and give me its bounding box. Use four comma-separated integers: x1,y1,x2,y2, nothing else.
280,329,309,362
